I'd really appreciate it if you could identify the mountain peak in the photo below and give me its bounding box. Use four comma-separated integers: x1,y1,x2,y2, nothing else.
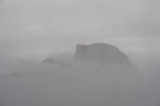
75,43,132,65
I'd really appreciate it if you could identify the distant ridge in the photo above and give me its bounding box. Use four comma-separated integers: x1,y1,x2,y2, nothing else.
41,43,138,69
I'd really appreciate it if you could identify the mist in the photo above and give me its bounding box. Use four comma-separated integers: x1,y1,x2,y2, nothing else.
0,60,142,106
0,0,160,106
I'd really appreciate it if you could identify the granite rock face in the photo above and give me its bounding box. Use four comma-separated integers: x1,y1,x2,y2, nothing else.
75,43,132,65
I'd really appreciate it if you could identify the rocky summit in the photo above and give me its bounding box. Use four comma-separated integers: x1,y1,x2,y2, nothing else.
75,43,132,65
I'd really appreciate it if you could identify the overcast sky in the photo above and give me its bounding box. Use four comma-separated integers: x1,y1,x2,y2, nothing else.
0,0,160,60
1,1,160,105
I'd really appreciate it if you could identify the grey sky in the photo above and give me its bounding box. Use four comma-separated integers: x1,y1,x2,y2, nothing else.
0,0,160,60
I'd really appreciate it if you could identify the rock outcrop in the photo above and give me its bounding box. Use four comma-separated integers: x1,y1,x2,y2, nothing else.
75,43,132,65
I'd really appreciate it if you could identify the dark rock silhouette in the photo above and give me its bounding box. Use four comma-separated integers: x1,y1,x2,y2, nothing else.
41,58,69,67
41,58,56,64
74,43,140,76
75,43,132,65
41,43,138,71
